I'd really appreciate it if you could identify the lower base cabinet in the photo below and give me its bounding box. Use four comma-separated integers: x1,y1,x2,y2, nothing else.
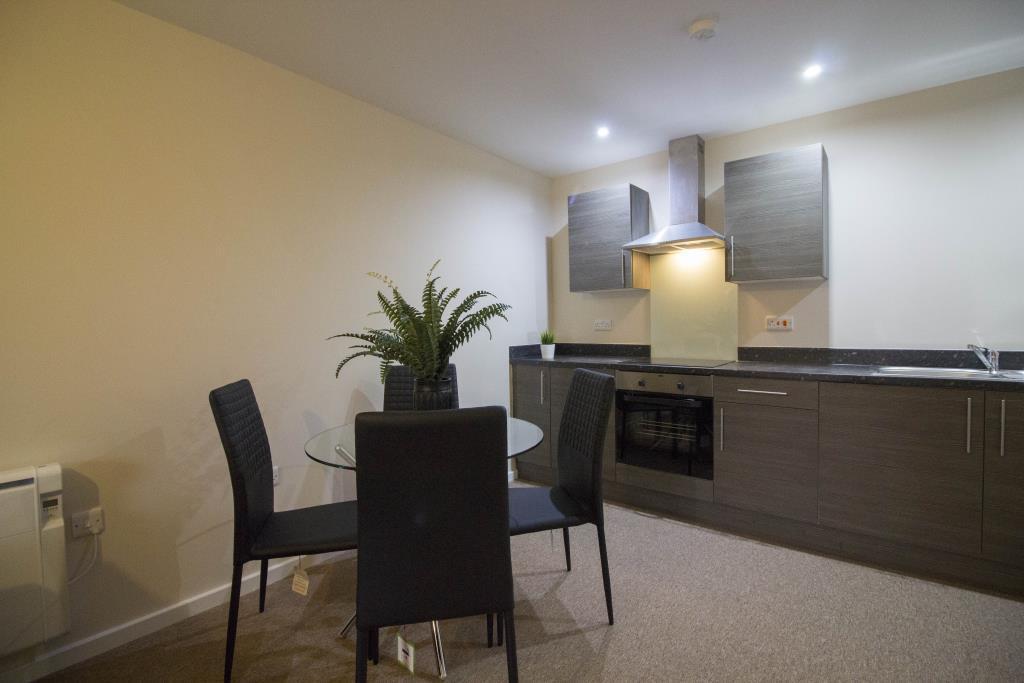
512,363,1024,595
819,382,984,556
984,391,1024,566
513,364,615,480
714,401,819,523
511,364,550,467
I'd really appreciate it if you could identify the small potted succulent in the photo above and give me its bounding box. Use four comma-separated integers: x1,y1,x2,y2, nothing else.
540,330,556,360
330,261,510,409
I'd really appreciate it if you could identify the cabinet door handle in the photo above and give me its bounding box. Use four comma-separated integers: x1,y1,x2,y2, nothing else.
540,370,545,405
966,397,972,454
620,251,626,287
729,236,735,278
1001,399,1006,457
720,407,725,451
736,388,788,396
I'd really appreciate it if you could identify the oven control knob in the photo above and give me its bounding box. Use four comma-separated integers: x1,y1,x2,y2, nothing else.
676,381,684,390
637,379,646,388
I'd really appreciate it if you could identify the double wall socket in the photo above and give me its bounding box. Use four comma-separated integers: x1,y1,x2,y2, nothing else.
71,506,104,538
766,316,794,331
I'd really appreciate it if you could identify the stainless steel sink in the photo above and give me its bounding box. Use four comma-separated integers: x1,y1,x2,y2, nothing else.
874,366,1024,381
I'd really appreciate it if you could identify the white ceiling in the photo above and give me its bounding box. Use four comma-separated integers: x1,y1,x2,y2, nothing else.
118,0,1024,177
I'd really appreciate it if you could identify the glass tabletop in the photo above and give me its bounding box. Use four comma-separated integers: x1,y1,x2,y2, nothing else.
304,415,544,470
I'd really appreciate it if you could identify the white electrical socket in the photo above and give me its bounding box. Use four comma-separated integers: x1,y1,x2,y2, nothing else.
272,465,280,487
71,506,104,538
766,316,794,331
593,319,613,331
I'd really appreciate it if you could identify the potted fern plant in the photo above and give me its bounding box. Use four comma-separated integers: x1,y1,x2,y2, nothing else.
330,261,511,410
540,330,556,360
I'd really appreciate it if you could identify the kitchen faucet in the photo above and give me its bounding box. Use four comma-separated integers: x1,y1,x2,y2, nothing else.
968,344,1000,374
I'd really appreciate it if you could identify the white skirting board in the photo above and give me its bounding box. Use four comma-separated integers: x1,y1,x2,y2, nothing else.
7,550,356,682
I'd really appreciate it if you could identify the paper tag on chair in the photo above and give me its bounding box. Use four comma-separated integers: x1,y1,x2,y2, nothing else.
397,631,415,673
291,568,309,596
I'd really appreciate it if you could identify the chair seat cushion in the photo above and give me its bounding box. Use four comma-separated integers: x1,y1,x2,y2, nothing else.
251,500,358,558
508,486,589,535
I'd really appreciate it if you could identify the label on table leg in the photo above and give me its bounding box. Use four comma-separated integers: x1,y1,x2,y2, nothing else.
397,631,415,673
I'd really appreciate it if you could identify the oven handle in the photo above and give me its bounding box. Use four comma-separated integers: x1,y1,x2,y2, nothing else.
619,393,707,408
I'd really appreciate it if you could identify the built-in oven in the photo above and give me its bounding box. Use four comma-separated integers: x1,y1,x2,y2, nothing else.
615,371,715,501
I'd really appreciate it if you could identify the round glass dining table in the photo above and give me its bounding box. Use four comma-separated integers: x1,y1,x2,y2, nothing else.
304,416,544,470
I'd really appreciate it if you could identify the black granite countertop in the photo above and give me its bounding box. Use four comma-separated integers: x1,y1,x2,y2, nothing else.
508,345,1024,391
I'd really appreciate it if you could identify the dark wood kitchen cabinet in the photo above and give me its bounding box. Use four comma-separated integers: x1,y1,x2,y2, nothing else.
568,184,651,291
714,385,819,523
511,364,550,467
724,143,828,282
819,383,984,555
549,367,616,481
983,391,1024,566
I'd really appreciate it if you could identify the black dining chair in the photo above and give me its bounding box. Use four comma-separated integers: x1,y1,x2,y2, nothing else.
489,369,615,645
354,407,518,683
210,379,360,682
382,363,459,410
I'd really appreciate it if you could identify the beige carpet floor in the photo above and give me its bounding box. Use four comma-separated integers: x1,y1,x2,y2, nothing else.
47,497,1024,682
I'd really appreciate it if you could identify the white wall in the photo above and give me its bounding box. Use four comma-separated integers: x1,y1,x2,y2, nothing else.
0,0,549,674
550,68,1024,351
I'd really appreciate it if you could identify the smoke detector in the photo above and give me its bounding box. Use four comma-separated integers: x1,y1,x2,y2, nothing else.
688,17,717,40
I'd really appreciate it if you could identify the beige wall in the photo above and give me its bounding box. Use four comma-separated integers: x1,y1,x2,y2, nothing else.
0,0,549,671
551,68,1024,351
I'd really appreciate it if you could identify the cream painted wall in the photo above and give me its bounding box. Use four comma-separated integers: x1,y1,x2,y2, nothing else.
551,68,1024,351
0,0,549,669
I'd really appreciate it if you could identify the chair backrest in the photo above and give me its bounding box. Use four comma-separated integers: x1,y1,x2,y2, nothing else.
382,364,459,410
209,379,274,562
354,407,512,628
555,369,616,520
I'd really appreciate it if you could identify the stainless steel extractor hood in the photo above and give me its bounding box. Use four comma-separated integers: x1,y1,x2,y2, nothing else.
623,135,724,253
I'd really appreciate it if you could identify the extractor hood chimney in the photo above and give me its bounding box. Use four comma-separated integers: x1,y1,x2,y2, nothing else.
623,135,725,253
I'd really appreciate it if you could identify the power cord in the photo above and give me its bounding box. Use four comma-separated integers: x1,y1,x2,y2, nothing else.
68,535,99,585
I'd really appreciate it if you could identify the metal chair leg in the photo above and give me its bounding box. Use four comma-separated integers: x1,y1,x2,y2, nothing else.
431,620,447,680
597,523,614,625
562,527,572,571
355,628,368,683
224,563,243,682
487,612,494,647
504,611,519,683
497,611,504,646
338,611,356,638
258,559,268,613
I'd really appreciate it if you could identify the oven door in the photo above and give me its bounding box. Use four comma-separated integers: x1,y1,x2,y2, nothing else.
616,391,714,480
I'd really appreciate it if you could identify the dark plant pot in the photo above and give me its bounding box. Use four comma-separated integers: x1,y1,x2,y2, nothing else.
414,377,453,410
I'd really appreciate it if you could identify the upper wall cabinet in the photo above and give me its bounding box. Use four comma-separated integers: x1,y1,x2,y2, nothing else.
724,144,828,282
568,184,651,292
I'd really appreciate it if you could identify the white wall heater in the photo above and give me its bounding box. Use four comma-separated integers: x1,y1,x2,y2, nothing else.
0,464,70,656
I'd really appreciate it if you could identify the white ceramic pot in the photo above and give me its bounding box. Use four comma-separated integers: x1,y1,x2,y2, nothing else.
540,344,555,360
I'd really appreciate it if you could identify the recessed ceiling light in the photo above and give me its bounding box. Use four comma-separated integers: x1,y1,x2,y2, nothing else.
802,64,823,80
596,126,610,139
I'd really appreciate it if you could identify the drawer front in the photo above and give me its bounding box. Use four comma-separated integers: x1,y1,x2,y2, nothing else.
714,376,818,410
615,371,713,397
